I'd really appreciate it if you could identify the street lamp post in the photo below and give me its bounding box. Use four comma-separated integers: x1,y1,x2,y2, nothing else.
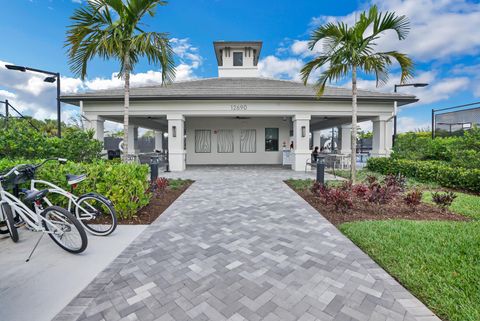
392,83,429,147
5,64,62,138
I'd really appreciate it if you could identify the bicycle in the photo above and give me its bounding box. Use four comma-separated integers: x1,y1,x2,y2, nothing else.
0,162,88,254
29,158,117,236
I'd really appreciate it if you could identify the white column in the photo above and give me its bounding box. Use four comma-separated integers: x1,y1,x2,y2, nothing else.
385,120,393,155
86,114,104,142
372,116,391,157
127,125,139,155
312,130,321,150
292,114,311,171
339,124,352,155
154,131,163,152
167,114,185,171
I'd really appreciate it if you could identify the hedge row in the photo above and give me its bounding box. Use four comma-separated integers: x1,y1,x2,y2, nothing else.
392,128,480,169
366,157,480,192
0,159,150,219
0,120,103,162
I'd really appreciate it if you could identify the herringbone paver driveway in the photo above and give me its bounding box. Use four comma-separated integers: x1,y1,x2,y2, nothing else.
54,166,440,321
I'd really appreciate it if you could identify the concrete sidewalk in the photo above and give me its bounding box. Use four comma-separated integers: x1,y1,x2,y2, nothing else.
0,225,146,321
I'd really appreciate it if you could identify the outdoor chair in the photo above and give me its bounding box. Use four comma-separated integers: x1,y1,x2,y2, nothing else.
305,156,319,173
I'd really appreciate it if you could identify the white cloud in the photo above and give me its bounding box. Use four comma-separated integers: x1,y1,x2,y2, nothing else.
0,38,202,122
342,70,469,106
308,0,480,62
398,117,430,132
258,56,304,80
0,89,16,99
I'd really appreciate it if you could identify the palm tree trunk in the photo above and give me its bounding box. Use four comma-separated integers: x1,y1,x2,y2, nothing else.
122,63,131,162
350,65,358,183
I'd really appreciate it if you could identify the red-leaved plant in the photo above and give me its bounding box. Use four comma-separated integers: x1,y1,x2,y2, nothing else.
432,191,457,210
149,177,169,193
365,182,397,204
311,181,331,205
329,188,353,212
404,189,423,208
352,184,369,198
384,173,406,193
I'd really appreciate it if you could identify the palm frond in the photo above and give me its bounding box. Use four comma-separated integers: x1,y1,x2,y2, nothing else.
130,31,176,84
382,51,414,83
314,63,350,96
300,56,330,85
360,55,390,87
308,22,345,50
372,10,410,40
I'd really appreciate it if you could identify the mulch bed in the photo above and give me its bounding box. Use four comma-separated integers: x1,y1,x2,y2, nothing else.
117,181,193,225
285,181,469,226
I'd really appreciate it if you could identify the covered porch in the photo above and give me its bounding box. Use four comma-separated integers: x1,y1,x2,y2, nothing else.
85,111,393,172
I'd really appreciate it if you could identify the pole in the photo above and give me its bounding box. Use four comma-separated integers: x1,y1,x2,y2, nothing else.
431,109,435,139
393,85,398,148
331,127,334,152
393,101,398,147
56,73,61,138
5,99,9,128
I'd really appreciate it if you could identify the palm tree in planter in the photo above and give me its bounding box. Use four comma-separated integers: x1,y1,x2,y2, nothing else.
66,0,176,161
301,5,414,183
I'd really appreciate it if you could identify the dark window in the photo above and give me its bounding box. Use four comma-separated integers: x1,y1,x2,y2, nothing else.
233,52,243,66
265,128,279,151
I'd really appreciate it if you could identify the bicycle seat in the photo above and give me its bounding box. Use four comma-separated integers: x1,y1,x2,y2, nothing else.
23,189,49,203
66,174,87,185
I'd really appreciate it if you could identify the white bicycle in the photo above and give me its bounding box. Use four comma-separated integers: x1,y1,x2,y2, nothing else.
0,162,88,254
29,159,117,236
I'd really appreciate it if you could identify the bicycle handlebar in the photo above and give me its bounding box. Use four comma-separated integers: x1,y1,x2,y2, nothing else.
0,158,68,182
33,158,68,169
0,166,21,181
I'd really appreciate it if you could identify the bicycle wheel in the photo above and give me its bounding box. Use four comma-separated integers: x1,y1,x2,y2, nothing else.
41,206,87,253
1,203,19,242
75,194,117,236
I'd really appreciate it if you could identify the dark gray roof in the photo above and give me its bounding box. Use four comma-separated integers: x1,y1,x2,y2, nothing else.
61,77,418,106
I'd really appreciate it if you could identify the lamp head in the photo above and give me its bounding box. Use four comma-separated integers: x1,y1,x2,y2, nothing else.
5,65,26,72
413,83,429,87
44,76,57,83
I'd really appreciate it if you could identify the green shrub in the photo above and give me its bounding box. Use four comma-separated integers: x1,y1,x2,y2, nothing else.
393,127,480,169
367,157,480,192
0,159,150,219
0,120,102,162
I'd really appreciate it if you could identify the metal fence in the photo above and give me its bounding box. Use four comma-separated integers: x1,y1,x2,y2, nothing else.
104,136,160,153
433,102,480,138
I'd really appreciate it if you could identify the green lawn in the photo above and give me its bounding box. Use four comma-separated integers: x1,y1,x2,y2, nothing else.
340,220,480,321
285,178,314,191
285,178,344,190
330,169,441,189
423,191,480,220
168,178,192,190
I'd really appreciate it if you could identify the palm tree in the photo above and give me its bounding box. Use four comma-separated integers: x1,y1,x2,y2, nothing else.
65,0,175,161
301,5,414,183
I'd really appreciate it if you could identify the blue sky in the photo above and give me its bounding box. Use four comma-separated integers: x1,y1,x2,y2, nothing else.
1,0,479,132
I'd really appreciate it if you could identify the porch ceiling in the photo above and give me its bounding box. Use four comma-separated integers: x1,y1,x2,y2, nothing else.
101,115,374,132
310,116,373,131
103,115,168,131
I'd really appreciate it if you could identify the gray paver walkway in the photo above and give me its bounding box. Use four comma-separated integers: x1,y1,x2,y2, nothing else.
54,166,440,321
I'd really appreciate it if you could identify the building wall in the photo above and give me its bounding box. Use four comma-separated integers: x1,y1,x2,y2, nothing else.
185,117,290,165
218,47,258,77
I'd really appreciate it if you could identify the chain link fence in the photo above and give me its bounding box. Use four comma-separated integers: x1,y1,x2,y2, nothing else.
433,102,480,137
